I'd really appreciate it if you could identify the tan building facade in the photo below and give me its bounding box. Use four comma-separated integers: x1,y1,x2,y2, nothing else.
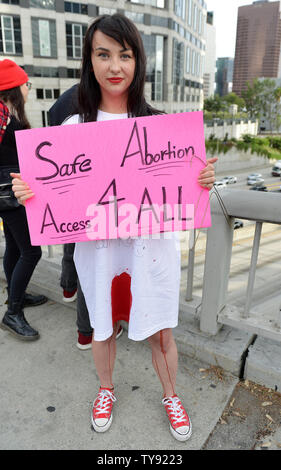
233,0,281,96
0,0,207,128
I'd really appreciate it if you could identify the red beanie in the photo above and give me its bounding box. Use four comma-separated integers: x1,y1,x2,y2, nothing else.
0,59,29,91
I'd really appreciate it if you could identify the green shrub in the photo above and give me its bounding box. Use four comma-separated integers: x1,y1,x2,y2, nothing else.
205,135,280,160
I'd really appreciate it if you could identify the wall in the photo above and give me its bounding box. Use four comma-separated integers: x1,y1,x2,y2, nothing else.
207,147,269,173
204,119,259,140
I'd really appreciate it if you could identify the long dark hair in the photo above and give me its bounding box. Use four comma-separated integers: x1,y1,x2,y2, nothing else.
0,86,31,129
78,14,163,121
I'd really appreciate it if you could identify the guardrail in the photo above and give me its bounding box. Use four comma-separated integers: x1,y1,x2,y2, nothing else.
185,189,281,342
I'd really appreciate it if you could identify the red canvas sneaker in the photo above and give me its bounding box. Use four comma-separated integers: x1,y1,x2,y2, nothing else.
91,387,116,433
62,288,77,302
77,331,92,350
162,395,192,441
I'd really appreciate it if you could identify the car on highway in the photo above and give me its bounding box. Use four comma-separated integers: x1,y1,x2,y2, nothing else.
247,176,265,186
247,173,262,180
213,181,227,189
271,165,281,177
249,185,268,191
221,176,237,184
234,220,244,229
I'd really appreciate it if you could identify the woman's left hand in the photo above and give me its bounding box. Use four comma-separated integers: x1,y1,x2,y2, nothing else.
197,157,218,190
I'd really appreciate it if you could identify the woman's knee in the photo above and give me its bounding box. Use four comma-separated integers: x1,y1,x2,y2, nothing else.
148,328,174,354
93,324,119,344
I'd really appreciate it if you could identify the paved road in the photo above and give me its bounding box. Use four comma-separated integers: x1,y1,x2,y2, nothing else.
216,164,281,192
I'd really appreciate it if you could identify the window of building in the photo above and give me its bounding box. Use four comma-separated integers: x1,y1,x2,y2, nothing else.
66,22,87,59
193,3,197,31
67,68,80,78
33,66,59,77
191,49,195,75
42,110,50,127
0,15,22,55
142,33,164,102
36,89,44,99
64,1,88,15
37,88,60,99
130,0,164,8
187,0,192,26
198,9,202,34
186,46,190,74
154,35,164,101
0,0,19,4
173,21,179,33
196,52,201,77
172,39,184,102
30,0,55,10
174,0,186,20
151,15,168,27
124,11,144,24
173,38,184,86
31,18,57,57
99,7,117,15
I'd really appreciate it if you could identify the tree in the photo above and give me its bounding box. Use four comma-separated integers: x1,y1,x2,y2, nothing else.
203,94,226,113
241,79,264,119
222,92,245,111
273,87,281,132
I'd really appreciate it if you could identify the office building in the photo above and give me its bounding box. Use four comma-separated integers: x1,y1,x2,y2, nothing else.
215,57,233,96
233,0,281,96
203,10,216,99
0,0,207,127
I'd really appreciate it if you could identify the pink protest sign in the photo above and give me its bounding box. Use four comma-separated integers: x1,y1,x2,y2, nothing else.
15,111,211,246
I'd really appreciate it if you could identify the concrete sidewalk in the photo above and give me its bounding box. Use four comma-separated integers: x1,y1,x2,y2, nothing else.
0,280,238,450
1,233,281,450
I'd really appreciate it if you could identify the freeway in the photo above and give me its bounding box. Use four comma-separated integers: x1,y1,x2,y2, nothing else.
216,164,281,192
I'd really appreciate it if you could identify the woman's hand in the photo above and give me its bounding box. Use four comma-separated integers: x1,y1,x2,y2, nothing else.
10,173,34,206
197,157,218,190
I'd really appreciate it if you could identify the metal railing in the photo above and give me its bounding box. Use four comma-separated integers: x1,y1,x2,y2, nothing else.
184,189,281,342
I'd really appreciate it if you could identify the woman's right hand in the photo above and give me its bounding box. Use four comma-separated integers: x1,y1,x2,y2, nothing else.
10,173,34,206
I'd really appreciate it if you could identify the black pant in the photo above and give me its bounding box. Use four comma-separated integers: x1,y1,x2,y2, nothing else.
60,243,92,336
0,206,42,305
60,243,78,292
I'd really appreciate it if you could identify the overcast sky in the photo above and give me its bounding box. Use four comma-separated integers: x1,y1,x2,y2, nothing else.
206,0,260,58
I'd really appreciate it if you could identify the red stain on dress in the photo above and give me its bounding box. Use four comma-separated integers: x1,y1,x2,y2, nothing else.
111,272,132,324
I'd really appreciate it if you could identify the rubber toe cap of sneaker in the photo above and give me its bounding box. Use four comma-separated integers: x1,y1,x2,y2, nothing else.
94,418,109,428
176,425,189,436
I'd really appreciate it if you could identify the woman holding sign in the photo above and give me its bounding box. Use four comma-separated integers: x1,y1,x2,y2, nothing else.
0,59,47,341
12,15,217,441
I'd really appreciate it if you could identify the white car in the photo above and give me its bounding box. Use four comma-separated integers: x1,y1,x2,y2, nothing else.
247,177,265,186
222,176,237,184
247,173,262,180
213,181,227,189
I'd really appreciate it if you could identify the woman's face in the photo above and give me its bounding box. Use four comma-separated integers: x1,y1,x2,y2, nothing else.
20,82,29,103
91,30,136,104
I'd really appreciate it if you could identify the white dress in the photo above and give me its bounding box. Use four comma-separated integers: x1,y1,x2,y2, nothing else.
63,110,181,341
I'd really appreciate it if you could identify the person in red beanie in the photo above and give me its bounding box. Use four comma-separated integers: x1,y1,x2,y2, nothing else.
0,59,47,341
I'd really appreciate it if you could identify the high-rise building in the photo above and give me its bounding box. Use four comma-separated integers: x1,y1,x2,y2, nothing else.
0,0,207,127
203,10,216,99
216,57,234,96
233,0,281,96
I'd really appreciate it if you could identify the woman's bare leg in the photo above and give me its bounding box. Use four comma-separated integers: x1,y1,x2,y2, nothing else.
91,321,120,389
147,328,178,397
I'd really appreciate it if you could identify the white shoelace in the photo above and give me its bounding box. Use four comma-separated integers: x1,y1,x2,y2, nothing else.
162,396,188,425
94,389,116,416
